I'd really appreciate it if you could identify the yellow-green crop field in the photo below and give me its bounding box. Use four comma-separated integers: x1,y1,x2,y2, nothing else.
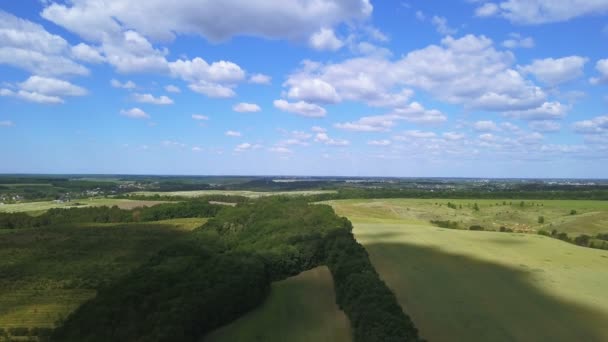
130,189,336,198
0,198,168,215
328,199,608,342
204,266,351,342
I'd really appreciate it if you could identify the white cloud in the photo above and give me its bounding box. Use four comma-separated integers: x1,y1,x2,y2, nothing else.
111,79,136,89
397,130,437,139
312,126,327,133
225,130,242,137
41,0,372,43
101,30,170,74
1,75,87,104
233,102,261,113
165,84,181,93
0,11,88,76
273,99,327,117
0,120,15,127
249,73,271,84
286,78,341,104
192,114,209,121
309,27,344,51
519,56,588,86
368,139,391,146
269,146,293,154
590,59,608,85
573,115,608,134
314,132,349,146
529,120,561,132
192,146,203,152
335,114,395,132
502,33,534,49
71,43,104,63
120,107,150,119
504,101,569,120
486,0,608,24
234,142,262,152
473,120,499,132
431,16,457,36
20,75,87,97
133,93,174,105
443,132,465,140
0,88,62,104
188,81,235,98
475,3,500,17
285,35,547,113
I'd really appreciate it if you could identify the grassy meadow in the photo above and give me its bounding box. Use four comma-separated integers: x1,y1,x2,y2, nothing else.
130,189,336,198
0,198,168,215
0,218,206,331
204,266,351,342
328,199,608,342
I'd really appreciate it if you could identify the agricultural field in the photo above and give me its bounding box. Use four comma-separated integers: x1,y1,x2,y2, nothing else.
0,218,206,331
130,189,336,198
0,198,168,215
328,199,608,342
205,266,351,342
327,198,608,235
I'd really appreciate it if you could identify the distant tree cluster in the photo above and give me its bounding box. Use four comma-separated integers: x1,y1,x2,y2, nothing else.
538,229,608,250
430,220,460,229
0,200,223,229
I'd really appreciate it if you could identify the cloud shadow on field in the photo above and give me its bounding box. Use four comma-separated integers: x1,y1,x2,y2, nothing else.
363,242,608,342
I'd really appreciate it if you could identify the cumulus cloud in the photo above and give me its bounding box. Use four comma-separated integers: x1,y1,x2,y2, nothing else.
368,139,391,146
120,107,150,119
192,114,209,121
475,0,608,24
234,142,262,152
111,79,136,89
133,93,174,105
314,131,349,146
286,78,341,104
0,10,88,76
335,115,396,132
41,0,372,43
249,73,272,84
473,120,499,132
71,43,105,63
225,130,242,137
1,75,87,104
529,120,561,132
431,16,457,36
502,33,534,49
165,84,181,93
273,99,327,117
590,59,608,85
504,101,569,120
284,35,549,113
519,56,588,86
309,28,344,51
269,146,293,154
233,102,261,113
573,115,608,134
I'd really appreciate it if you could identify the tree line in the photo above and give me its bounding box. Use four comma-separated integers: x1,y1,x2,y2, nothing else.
51,197,421,342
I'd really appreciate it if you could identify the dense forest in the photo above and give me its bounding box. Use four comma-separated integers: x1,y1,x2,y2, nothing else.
50,198,421,342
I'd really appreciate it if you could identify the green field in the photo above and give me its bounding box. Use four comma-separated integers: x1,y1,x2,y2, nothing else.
205,266,351,342
329,199,608,342
0,198,168,214
0,218,206,330
327,198,608,235
130,189,336,198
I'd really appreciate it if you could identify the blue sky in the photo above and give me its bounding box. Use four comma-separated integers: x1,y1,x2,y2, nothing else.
1,0,607,177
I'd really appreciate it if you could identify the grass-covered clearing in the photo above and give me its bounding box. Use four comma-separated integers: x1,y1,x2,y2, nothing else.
328,198,608,235
0,218,206,330
130,189,336,198
204,266,351,342
329,199,608,342
0,198,168,214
